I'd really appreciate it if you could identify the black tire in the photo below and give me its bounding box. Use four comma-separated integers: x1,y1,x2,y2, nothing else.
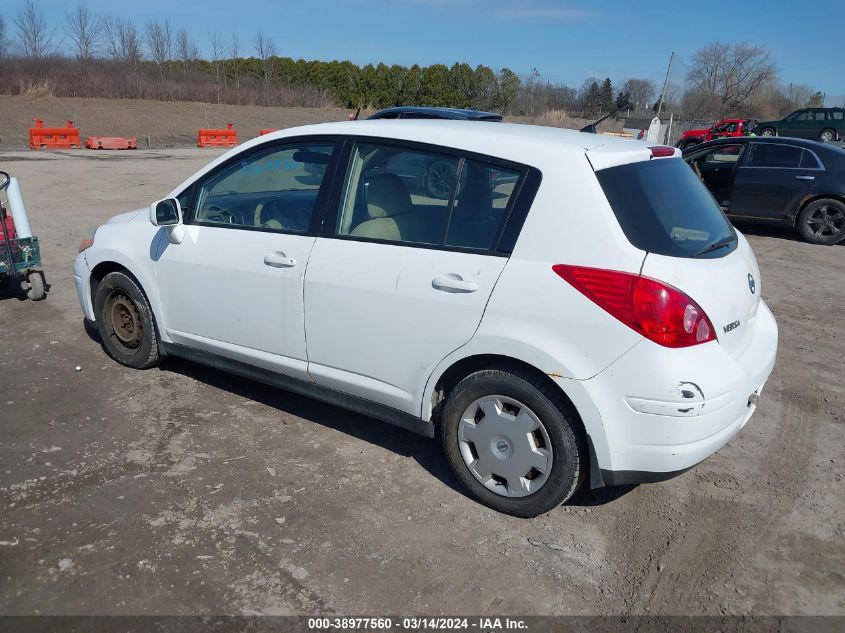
439,365,585,518
424,159,459,200
759,127,776,137
797,198,845,245
93,270,161,369
818,128,836,143
26,270,46,301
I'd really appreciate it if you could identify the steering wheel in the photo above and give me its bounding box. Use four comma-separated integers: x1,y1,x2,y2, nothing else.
254,199,285,229
204,205,236,224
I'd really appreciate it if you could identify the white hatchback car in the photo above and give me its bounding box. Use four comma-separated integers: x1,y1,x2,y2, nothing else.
74,121,778,517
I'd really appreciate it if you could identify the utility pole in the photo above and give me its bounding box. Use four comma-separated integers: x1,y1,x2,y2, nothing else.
656,51,674,120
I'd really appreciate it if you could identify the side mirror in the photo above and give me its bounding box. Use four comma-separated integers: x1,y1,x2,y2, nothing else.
150,198,181,226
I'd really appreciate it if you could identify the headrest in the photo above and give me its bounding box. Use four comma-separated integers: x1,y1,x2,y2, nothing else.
366,173,411,219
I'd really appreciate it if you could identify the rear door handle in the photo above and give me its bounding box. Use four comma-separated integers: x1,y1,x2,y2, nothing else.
795,175,815,181
263,251,297,268
432,274,478,293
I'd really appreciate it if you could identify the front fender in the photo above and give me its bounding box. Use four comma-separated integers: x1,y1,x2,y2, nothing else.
84,225,170,344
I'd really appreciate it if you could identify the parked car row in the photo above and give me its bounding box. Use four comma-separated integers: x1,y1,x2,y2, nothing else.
75,119,778,517
677,108,845,151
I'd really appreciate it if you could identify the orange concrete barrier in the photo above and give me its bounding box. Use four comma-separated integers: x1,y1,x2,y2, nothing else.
29,119,81,150
85,136,138,150
198,123,238,147
259,128,279,136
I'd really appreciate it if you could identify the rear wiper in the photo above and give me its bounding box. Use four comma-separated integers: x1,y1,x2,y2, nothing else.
693,236,735,257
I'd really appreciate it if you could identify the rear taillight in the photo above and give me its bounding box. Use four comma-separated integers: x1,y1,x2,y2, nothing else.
552,265,716,348
648,145,676,158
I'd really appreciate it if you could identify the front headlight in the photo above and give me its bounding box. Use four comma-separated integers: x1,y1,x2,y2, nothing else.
78,226,98,253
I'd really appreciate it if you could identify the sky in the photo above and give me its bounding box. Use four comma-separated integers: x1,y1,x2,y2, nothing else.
13,0,845,105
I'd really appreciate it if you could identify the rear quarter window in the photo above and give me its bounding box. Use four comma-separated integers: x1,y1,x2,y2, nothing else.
596,158,736,259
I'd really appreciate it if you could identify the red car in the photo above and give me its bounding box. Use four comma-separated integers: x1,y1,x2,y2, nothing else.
676,119,756,150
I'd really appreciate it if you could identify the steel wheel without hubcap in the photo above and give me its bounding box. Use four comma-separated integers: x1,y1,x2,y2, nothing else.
108,292,143,352
458,395,553,497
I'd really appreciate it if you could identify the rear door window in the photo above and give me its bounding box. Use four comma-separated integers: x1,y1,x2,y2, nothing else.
596,158,736,258
334,142,521,251
747,143,803,168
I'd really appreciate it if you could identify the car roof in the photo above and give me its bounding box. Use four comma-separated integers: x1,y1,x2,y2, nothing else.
683,135,845,159
169,120,662,197
368,106,503,121
267,119,645,155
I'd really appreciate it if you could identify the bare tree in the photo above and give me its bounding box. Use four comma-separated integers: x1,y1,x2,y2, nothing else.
65,2,98,61
686,41,776,116
254,31,276,96
14,0,57,60
210,31,224,103
145,18,171,79
101,15,142,65
175,27,197,74
620,78,657,111
230,32,241,91
0,15,8,60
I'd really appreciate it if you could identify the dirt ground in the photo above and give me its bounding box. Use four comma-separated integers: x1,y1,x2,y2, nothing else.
0,147,843,617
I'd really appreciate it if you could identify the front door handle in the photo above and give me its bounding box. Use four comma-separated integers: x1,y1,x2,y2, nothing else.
795,175,815,181
263,251,297,268
432,274,478,293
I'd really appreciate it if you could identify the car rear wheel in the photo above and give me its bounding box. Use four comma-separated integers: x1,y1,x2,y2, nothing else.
94,271,162,369
759,127,776,136
440,365,585,517
818,128,836,142
797,198,845,245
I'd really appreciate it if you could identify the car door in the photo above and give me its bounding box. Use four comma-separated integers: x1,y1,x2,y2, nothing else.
790,111,816,138
303,140,527,415
689,143,746,210
154,138,340,380
729,142,820,220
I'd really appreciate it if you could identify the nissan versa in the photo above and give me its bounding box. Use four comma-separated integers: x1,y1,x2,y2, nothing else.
74,121,778,517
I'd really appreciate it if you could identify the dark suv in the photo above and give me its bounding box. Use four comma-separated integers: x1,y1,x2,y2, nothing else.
754,108,845,142
367,106,503,122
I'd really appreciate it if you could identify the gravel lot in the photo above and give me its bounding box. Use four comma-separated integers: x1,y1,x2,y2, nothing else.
0,148,843,616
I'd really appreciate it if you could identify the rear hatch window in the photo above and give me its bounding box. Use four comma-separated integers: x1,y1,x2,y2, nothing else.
595,158,737,258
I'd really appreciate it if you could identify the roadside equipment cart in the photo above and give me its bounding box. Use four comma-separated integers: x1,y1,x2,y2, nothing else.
0,171,46,300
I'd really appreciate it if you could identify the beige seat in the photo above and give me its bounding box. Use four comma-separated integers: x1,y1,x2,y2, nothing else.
350,173,412,241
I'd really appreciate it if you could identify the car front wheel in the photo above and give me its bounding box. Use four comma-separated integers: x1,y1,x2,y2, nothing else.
797,198,845,245
759,127,776,136
440,365,585,517
94,271,162,369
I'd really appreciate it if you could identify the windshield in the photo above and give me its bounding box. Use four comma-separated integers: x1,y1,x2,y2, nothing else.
595,158,737,259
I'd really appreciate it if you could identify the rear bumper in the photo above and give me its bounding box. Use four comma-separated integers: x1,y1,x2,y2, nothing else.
578,300,778,482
